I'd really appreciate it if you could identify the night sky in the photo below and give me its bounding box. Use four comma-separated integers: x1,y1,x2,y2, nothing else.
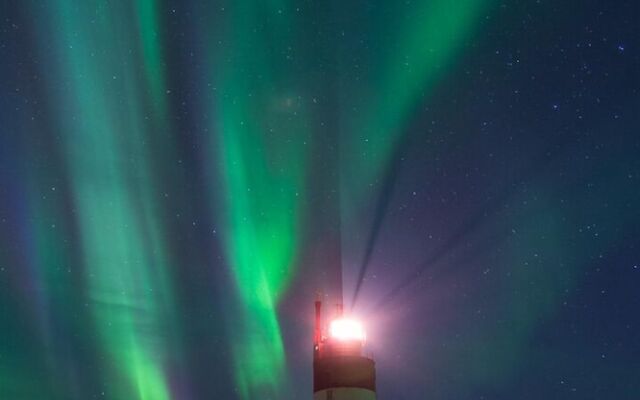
1,1,639,399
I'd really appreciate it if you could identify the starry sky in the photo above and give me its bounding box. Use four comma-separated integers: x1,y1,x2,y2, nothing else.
1,1,639,399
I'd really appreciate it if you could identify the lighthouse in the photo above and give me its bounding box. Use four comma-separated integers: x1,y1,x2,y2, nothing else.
313,300,376,399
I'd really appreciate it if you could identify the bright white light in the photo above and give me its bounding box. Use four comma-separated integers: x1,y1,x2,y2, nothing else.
329,318,366,341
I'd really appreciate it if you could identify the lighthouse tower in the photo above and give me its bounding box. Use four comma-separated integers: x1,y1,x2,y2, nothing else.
313,301,376,400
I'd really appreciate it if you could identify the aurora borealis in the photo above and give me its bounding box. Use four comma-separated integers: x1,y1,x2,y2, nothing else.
1,1,639,399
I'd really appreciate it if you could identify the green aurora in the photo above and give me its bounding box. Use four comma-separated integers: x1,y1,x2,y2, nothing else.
21,0,626,399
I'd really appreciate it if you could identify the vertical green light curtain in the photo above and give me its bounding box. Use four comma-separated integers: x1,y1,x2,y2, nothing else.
26,0,491,398
36,1,178,399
